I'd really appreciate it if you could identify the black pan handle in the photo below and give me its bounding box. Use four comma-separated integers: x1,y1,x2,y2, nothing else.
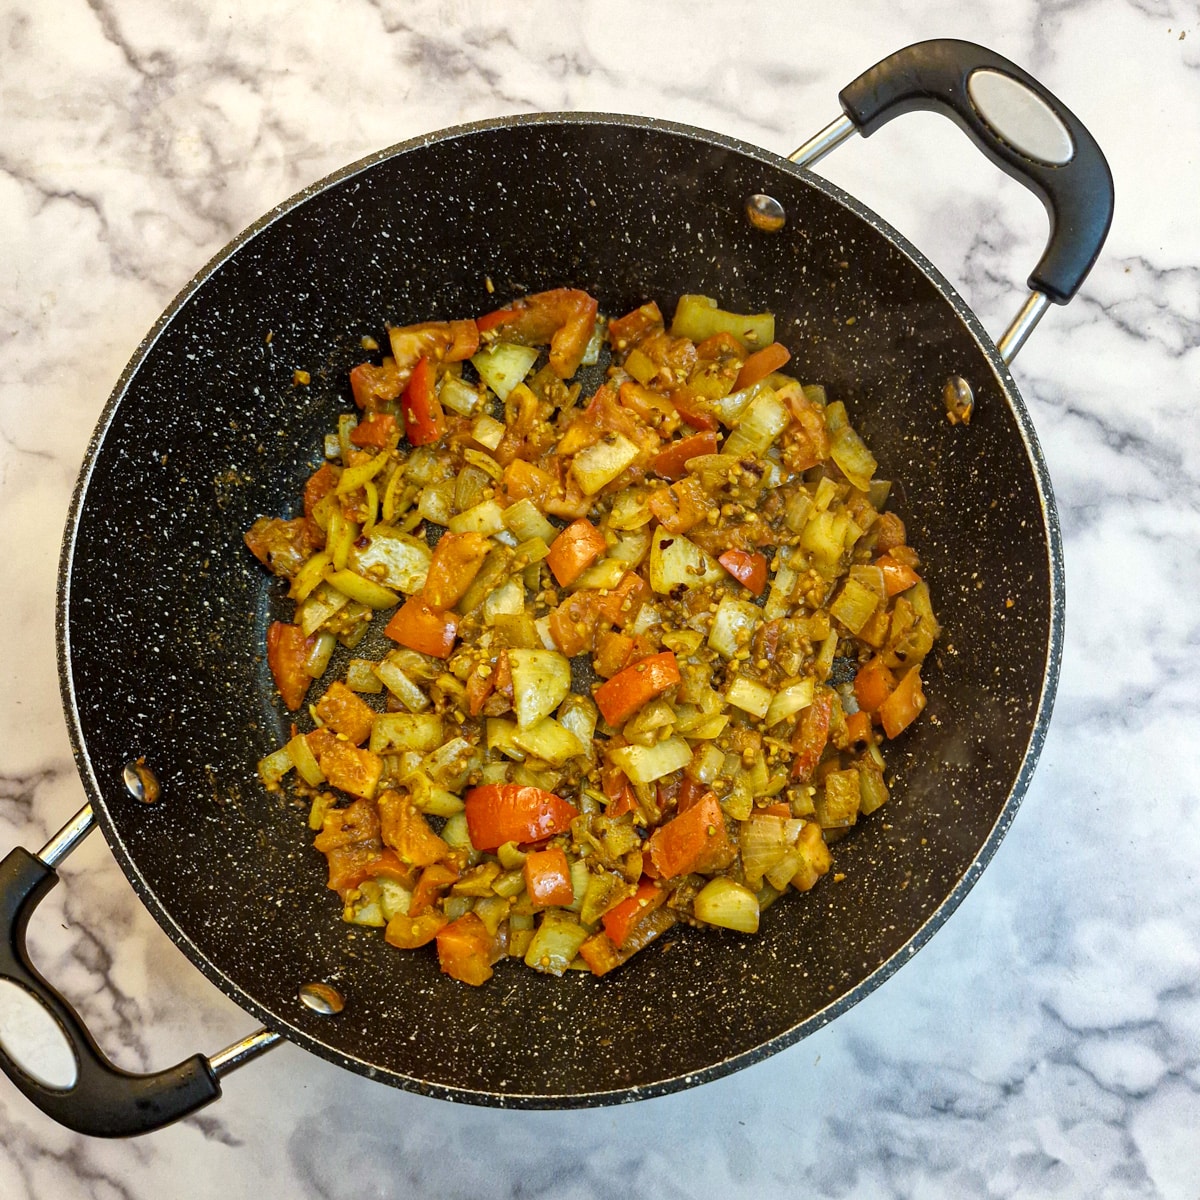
0,838,222,1136
835,38,1114,305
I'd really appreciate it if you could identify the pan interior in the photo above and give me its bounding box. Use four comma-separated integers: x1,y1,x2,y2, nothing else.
59,116,1057,1105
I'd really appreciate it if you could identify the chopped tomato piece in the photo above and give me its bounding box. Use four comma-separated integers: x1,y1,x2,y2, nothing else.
523,846,576,908
594,651,681,727
314,681,376,745
388,320,480,374
879,667,926,738
853,656,897,714
734,341,791,391
873,512,907,552
757,801,792,819
602,767,638,818
312,798,383,893
314,741,383,801
718,549,768,597
477,288,599,378
607,300,663,350
463,784,580,852
546,518,607,587
844,709,874,749
400,356,445,446
784,387,831,465
349,411,400,449
594,630,634,678
548,590,604,657
303,463,340,518
648,476,715,534
383,596,459,658
646,792,735,879
409,862,460,916
385,910,447,949
694,331,746,362
876,554,922,596
675,776,707,814
265,621,315,711
436,912,495,986
421,531,491,609
465,662,495,716
791,688,833,782
618,380,679,430
669,390,718,431
652,430,719,480
349,359,402,411
245,517,321,579
378,789,450,867
602,878,665,948
496,458,557,507
595,571,650,629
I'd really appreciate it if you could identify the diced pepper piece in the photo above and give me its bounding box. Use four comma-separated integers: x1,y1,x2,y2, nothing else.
733,341,791,391
546,518,607,586
602,878,665,948
594,651,681,727
349,411,400,449
717,549,768,597
314,681,376,745
646,791,735,879
790,688,833,782
436,912,495,986
463,784,580,852
523,846,576,908
266,621,315,711
383,596,460,658
652,430,720,480
421,531,492,609
400,356,445,446
879,666,926,738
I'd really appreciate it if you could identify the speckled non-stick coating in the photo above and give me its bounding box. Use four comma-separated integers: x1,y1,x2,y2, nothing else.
57,114,1061,1107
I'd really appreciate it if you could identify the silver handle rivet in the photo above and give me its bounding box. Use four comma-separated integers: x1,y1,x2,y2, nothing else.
746,193,786,232
122,759,161,804
299,982,346,1016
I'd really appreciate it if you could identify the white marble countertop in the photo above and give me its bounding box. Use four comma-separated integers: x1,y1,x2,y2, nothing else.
2,2,1198,1195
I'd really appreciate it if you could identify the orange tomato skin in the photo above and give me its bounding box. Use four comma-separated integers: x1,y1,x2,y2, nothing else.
593,652,682,727
463,785,580,852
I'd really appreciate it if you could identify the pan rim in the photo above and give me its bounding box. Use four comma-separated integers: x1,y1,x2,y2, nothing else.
55,110,1064,1107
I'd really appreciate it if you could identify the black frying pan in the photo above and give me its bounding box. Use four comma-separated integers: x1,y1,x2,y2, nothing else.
0,40,1113,1135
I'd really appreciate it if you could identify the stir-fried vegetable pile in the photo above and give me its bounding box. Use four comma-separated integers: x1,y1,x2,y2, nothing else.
246,288,939,986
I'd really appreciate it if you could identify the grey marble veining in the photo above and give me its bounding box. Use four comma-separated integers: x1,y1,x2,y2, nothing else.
2,1,1199,1196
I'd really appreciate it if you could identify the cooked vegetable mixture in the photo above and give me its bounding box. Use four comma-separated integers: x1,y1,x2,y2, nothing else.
246,289,939,986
